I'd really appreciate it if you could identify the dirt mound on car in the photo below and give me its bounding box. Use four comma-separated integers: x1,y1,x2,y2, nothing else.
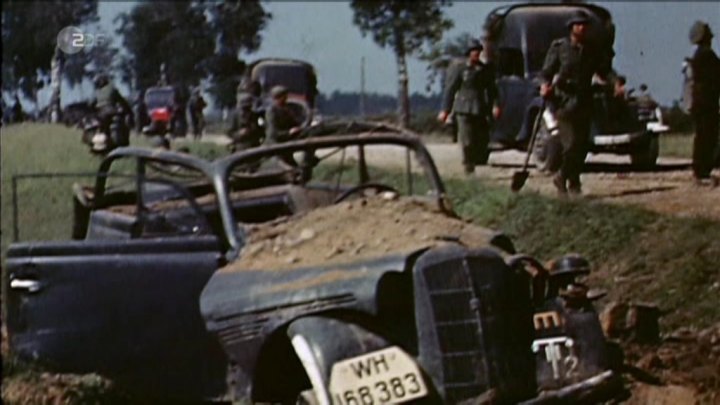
222,196,497,272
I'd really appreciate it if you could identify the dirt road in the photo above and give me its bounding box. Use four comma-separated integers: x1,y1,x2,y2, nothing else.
191,135,719,221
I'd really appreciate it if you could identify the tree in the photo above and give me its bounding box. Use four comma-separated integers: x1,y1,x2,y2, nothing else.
350,0,453,127
115,1,270,108
204,1,271,110
115,2,215,91
62,31,120,89
2,1,98,103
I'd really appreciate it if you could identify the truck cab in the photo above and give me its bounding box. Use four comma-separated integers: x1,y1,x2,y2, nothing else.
483,3,667,169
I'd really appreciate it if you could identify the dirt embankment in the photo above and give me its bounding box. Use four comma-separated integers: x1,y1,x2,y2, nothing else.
221,195,496,272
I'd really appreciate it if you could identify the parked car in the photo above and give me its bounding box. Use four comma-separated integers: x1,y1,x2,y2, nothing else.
5,121,620,403
482,2,668,169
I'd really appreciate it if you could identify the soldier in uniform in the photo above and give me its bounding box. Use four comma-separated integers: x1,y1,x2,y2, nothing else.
265,85,302,145
265,85,303,167
91,73,131,136
540,11,612,194
687,21,720,186
438,40,500,174
188,88,207,139
237,79,263,113
226,93,263,152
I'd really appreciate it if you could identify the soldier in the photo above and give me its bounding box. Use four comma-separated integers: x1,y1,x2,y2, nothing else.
237,79,263,113
635,84,658,111
91,73,131,136
540,11,612,194
227,93,263,152
188,88,207,139
265,85,302,145
439,40,500,174
687,21,720,186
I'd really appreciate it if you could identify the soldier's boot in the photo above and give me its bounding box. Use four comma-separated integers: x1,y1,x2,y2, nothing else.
568,177,582,195
553,172,568,195
464,165,475,175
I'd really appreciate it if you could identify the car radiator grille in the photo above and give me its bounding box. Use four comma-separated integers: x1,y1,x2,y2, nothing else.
422,258,488,402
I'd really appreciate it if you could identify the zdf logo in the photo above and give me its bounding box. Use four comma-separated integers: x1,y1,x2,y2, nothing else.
57,26,108,54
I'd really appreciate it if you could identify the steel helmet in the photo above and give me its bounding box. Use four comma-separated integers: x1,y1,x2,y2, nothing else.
689,20,713,44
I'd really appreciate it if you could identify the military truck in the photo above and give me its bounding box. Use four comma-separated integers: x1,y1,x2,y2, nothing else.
483,3,668,169
246,58,319,127
6,121,619,403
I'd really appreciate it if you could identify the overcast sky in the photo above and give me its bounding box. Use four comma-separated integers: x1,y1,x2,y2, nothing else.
68,1,720,107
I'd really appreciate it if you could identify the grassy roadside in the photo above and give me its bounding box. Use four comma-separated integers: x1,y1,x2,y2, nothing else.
446,177,719,330
659,132,693,158
0,124,225,253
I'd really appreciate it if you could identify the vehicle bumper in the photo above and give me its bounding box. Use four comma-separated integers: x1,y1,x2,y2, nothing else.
593,131,649,147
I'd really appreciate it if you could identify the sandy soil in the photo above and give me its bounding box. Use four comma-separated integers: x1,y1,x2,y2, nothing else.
220,195,496,272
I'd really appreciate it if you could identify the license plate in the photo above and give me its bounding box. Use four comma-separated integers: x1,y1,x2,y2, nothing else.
329,346,427,404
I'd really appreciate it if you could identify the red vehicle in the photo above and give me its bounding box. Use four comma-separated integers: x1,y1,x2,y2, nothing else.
142,86,175,136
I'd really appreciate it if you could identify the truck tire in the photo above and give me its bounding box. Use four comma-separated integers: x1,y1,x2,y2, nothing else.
630,135,659,170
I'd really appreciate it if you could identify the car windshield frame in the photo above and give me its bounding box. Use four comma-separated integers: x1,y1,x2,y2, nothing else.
215,130,447,254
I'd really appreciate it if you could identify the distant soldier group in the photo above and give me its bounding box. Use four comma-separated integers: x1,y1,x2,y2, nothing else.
439,11,719,193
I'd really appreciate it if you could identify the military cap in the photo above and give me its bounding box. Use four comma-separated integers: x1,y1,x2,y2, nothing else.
465,39,483,56
238,93,253,107
270,85,289,98
566,11,590,28
689,20,713,44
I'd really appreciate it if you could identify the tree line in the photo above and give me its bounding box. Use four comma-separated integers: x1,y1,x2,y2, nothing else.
2,0,461,127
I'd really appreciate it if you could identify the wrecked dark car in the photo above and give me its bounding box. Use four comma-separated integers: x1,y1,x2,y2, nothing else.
483,3,668,169
5,121,619,403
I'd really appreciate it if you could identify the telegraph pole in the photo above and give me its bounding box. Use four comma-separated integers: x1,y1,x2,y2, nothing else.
360,56,366,118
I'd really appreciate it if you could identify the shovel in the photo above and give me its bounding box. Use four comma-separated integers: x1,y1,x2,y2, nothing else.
511,103,545,192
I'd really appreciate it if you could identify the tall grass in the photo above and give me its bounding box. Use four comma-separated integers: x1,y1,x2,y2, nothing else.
659,132,693,159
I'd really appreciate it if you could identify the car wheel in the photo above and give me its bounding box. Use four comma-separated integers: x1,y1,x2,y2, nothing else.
630,135,659,170
533,124,562,174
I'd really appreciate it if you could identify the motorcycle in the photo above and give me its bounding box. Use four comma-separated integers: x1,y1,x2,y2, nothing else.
81,107,130,155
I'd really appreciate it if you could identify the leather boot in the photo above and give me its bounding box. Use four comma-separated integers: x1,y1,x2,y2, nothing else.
568,177,582,194
553,172,567,194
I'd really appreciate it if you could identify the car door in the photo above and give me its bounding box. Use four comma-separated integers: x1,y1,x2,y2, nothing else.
5,162,230,400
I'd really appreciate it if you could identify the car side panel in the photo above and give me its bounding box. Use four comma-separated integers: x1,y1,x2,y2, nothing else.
5,236,228,400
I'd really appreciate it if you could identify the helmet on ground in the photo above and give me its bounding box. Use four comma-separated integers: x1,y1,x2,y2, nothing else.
549,253,591,277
